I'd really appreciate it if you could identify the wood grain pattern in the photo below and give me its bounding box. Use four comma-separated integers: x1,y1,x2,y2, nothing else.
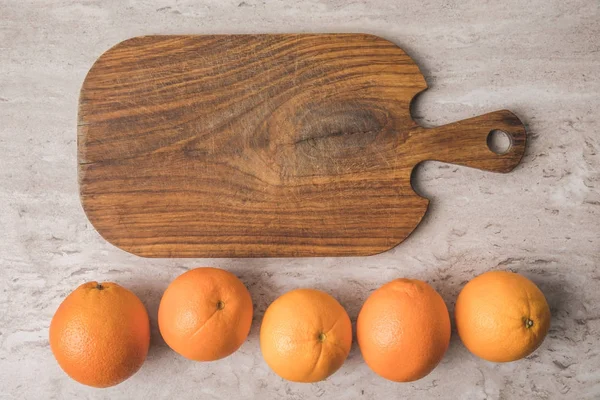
78,34,526,257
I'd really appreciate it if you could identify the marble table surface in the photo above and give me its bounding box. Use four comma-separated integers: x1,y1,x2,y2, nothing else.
1,0,599,399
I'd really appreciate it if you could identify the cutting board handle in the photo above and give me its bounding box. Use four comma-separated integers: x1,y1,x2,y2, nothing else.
411,110,527,173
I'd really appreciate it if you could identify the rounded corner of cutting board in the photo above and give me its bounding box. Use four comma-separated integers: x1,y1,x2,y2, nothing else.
333,33,430,101
353,195,431,257
363,33,430,101
77,200,143,258
94,35,155,59
80,36,163,89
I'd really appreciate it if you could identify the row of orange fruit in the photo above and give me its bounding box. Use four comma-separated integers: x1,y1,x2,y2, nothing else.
49,268,551,388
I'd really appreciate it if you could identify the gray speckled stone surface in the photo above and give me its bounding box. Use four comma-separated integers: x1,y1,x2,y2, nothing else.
1,0,599,399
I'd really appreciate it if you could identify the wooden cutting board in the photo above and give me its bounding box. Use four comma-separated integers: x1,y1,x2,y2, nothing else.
78,34,526,258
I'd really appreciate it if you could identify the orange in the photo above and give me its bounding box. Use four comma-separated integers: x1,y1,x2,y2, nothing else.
357,279,451,382
49,282,150,388
158,267,253,361
455,270,551,362
260,289,352,382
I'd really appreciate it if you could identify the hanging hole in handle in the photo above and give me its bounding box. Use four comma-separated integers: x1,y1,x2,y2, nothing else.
487,129,513,155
